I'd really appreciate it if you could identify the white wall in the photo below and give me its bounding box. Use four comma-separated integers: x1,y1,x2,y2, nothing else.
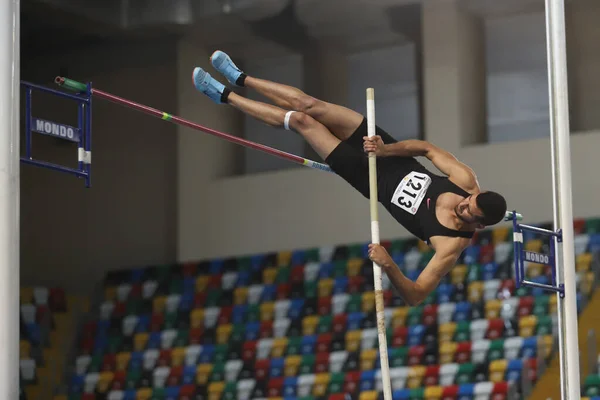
177,0,600,263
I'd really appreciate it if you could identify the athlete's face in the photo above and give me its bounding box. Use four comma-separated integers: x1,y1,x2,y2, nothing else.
455,194,484,224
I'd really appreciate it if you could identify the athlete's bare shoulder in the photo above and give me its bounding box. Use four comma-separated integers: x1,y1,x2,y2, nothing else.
429,235,471,256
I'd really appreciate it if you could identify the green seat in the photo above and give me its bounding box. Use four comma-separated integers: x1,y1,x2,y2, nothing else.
237,257,251,271
584,375,600,396
418,250,435,269
305,248,320,263
155,265,172,282
222,381,237,399
164,311,178,330
328,372,344,393
456,363,474,384
299,354,315,374
304,281,317,298
390,239,406,255
346,294,362,313
230,324,245,342
316,316,332,334
206,288,222,307
488,339,505,361
68,394,82,400
87,353,102,373
276,266,290,283
214,344,229,364
333,261,347,278
407,306,423,326
298,397,316,400
286,336,302,355
515,286,529,297
586,218,600,234
423,290,437,305
409,387,425,400
174,329,189,347
454,321,470,342
390,347,408,367
126,299,142,315
210,361,226,381
247,305,260,322
151,388,165,400
536,315,553,335
348,244,364,259
533,295,550,317
466,264,481,282
107,334,122,353
125,367,141,389
169,278,184,295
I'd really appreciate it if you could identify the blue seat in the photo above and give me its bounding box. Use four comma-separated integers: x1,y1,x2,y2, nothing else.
245,322,260,341
210,259,224,274
347,312,365,331
437,283,454,303
291,250,306,266
69,374,84,393
129,352,143,370
183,365,196,385
135,315,150,332
454,302,472,322
130,268,145,283
179,293,194,312
25,323,41,346
147,332,161,349
283,377,298,396
289,299,305,320
482,262,499,280
93,335,108,353
407,269,421,281
333,277,349,294
392,389,411,400
301,335,317,355
589,234,600,252
530,275,549,297
521,337,538,358
270,357,285,378
261,284,277,302
198,345,215,363
407,325,425,346
123,389,136,400
359,370,376,391
165,386,180,400
463,246,480,264
318,262,333,279
506,359,523,382
458,383,475,396
232,305,248,324
236,271,250,287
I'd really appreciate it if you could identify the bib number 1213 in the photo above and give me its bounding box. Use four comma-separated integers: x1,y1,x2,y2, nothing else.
391,171,432,215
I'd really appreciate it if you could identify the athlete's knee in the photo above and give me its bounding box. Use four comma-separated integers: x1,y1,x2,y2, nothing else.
290,93,321,116
286,111,319,133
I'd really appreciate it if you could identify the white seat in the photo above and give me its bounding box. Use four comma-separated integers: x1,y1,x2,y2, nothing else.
153,366,170,388
273,318,291,338
237,379,256,400
495,242,512,264
470,319,489,342
574,234,590,255
185,345,202,366
257,338,273,360
332,293,350,315
75,355,91,375
33,287,49,305
274,300,291,320
361,329,378,350
474,381,494,400
99,301,114,320
204,307,220,328
390,367,408,390
19,359,36,382
84,372,99,393
107,390,125,400
471,339,491,364
304,262,321,282
161,329,177,349
483,280,501,301
116,284,131,302
225,359,243,382
122,315,138,336
329,351,348,373
384,309,394,329
437,303,456,325
319,246,335,263
142,280,158,299
20,304,36,325
382,273,392,290
222,272,238,290
247,285,264,305
143,349,159,370
504,337,524,360
166,295,181,314
297,374,316,397
403,249,422,271
439,363,459,387
500,298,519,320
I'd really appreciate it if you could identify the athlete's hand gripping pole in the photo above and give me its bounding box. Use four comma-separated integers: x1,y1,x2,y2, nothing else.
366,88,393,400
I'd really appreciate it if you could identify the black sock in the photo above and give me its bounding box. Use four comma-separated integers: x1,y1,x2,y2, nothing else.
236,73,247,87
221,87,232,104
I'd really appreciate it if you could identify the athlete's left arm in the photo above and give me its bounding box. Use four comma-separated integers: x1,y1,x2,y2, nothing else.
424,145,480,191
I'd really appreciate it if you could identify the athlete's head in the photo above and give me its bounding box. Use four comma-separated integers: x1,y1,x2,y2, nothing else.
455,191,507,227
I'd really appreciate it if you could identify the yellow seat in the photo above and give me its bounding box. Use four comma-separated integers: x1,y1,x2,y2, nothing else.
468,282,484,303
549,295,557,314
271,338,289,358
153,296,167,314
196,364,213,385
104,286,117,302
541,335,554,359
195,276,209,293
582,271,595,296
136,388,153,400
190,309,205,329
116,352,131,371
347,258,363,277
312,373,330,396
527,263,543,278
53,396,68,400
489,359,508,383
234,287,248,305
20,340,31,359
98,371,114,393
451,265,467,285
362,292,375,314
424,386,444,400
519,315,538,337
133,333,148,352
440,342,458,365
302,316,319,336
392,307,409,328
525,239,543,253
263,267,277,284
407,365,426,389
318,279,334,297
216,324,232,344
438,323,457,343
171,347,186,367
260,302,275,321
360,349,378,371
20,287,34,304
346,331,362,352
208,381,225,396
277,251,292,267
493,226,510,244
284,355,302,377
359,391,378,400
577,253,593,272
485,299,502,319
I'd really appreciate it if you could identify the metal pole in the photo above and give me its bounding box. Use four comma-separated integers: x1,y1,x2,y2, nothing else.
0,0,20,399
544,0,581,399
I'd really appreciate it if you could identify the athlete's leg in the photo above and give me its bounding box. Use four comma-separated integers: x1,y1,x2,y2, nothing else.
209,50,364,141
192,66,340,160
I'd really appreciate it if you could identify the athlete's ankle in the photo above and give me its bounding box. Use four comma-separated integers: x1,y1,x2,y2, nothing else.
236,73,247,87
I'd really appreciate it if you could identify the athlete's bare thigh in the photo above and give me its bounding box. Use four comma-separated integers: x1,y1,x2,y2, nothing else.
308,99,365,142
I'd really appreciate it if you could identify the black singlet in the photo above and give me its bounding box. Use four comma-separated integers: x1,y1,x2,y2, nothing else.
377,156,475,244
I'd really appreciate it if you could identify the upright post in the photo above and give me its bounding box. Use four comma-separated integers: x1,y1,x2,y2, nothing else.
366,88,392,400
0,0,20,399
544,0,581,398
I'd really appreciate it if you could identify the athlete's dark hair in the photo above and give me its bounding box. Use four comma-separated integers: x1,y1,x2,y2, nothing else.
476,191,507,226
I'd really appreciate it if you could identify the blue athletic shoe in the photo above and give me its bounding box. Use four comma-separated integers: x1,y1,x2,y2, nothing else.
192,67,226,104
210,50,245,87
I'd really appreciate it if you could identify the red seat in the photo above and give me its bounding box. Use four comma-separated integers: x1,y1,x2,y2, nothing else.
479,244,495,264
333,314,347,334
82,394,96,400
492,381,509,400
319,296,332,316
384,290,393,307
442,384,459,400
329,395,347,400
243,341,257,362
255,359,270,380
49,287,67,312
182,263,198,277
422,305,438,326
381,240,392,251
574,218,586,234
111,371,126,391
193,293,207,308
208,274,222,289
423,365,440,386
150,313,164,332
35,305,50,325
218,306,233,325
316,333,332,353
189,328,203,345
112,302,126,318
179,384,196,400
315,352,330,373
158,349,172,367
408,345,425,366
348,277,365,294
268,377,284,397
129,283,142,299
486,319,505,340
79,336,94,354
517,297,534,317
277,283,291,300
393,326,408,347
344,371,361,394
102,354,116,371
168,366,183,386
455,342,472,363
527,358,538,381
260,321,273,338
291,266,305,284
498,280,515,299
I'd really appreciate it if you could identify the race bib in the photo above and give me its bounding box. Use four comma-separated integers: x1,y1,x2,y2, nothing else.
391,171,432,215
